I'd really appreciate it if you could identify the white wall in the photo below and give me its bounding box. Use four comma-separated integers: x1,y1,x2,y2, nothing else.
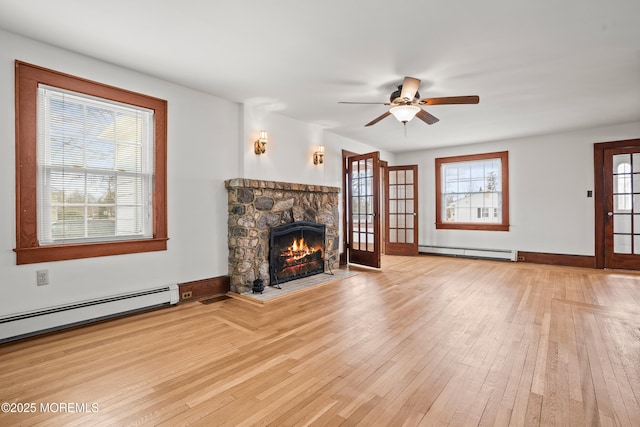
395,122,640,256
242,105,395,186
0,30,240,315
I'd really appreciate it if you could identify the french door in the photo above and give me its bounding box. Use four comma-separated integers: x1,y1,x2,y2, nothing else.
347,152,381,268
595,139,640,269
385,165,419,256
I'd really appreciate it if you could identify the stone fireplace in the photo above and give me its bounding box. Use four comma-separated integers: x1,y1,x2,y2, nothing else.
225,178,340,294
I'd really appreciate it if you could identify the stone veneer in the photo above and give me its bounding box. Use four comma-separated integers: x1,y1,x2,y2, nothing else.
225,178,341,294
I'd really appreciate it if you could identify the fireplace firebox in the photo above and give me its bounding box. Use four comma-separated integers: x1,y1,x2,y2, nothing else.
269,222,326,286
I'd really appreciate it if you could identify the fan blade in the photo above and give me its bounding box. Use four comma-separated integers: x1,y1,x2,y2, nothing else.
420,95,479,105
416,109,439,125
365,111,391,127
400,77,421,101
339,101,390,105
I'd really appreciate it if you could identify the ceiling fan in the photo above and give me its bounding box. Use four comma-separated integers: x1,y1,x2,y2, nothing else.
339,76,479,127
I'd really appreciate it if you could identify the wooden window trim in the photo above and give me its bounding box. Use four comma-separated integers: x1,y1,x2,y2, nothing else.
435,151,509,231
14,61,168,264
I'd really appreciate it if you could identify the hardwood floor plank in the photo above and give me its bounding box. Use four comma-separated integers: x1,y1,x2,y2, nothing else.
1,255,639,426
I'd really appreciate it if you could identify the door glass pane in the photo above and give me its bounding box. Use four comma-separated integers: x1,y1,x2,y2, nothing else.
406,215,414,228
406,200,414,213
389,185,396,199
405,184,413,197
389,228,397,243
389,170,396,185
634,195,640,214
397,185,405,199
613,154,631,171
389,200,397,214
398,215,405,228
614,214,632,234
406,170,413,184
397,200,405,213
614,174,631,194
397,171,405,184
397,230,405,243
614,195,632,213
389,214,397,227
406,232,414,244
634,215,640,233
633,153,640,172
635,236,640,254
614,234,631,254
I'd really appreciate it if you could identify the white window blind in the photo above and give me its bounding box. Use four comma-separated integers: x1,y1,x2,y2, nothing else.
37,84,155,244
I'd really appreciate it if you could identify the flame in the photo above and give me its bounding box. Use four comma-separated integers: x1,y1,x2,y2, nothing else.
278,235,324,272
289,238,311,258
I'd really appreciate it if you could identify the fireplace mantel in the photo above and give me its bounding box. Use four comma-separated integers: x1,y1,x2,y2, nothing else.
225,178,340,293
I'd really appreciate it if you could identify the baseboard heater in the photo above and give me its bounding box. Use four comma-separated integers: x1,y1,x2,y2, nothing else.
0,284,179,344
419,245,517,261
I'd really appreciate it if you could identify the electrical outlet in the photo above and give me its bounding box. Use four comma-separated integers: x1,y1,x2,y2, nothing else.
36,270,49,286
181,291,192,300
517,256,525,261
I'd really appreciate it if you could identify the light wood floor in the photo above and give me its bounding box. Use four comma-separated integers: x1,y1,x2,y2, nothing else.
1,255,640,426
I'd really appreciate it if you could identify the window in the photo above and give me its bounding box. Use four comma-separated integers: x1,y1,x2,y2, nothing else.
435,151,509,231
15,61,168,264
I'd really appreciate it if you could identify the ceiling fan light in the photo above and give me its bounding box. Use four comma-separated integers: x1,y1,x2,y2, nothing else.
390,105,420,123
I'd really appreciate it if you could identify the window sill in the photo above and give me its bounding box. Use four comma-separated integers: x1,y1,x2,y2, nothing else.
14,238,168,265
435,223,510,232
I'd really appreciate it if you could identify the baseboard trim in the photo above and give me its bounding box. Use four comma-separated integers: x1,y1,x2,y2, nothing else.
178,276,230,302
517,251,595,269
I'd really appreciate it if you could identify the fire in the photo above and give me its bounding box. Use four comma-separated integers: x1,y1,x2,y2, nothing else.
288,237,311,259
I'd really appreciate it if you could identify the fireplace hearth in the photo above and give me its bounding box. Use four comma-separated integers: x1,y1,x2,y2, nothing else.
270,222,326,286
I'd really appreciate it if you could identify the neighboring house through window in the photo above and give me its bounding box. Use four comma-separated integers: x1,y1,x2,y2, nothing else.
14,61,168,264
435,151,509,231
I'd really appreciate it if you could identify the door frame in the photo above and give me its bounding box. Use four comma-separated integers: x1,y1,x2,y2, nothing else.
341,149,358,265
594,138,640,269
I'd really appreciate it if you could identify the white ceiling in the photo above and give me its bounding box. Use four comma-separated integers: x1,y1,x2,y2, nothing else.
1,0,639,152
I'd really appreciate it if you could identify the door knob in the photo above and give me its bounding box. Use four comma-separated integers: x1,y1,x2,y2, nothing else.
608,212,613,217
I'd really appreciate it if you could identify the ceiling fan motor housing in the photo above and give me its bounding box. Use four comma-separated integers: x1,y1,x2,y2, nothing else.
390,85,420,103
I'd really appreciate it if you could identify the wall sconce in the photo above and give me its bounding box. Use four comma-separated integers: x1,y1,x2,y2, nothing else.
313,145,325,165
254,130,268,155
